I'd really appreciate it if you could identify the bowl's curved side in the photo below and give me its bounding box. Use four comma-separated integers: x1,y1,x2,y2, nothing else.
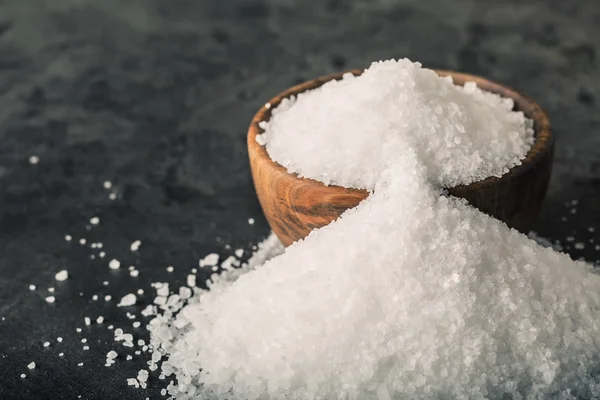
248,70,553,246
248,72,367,246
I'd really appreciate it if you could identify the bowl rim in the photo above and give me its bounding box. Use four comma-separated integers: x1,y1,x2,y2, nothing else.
248,68,553,192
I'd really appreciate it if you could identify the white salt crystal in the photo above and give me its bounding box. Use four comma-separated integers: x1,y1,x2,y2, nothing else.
248,218,255,225
90,216,100,225
27,362,35,369
235,249,244,258
126,355,133,361
107,350,118,359
84,317,91,326
79,238,86,245
55,270,69,281
96,316,104,324
137,289,144,295
103,181,112,189
166,266,174,273
28,156,39,164
92,295,98,301
109,193,117,200
59,353,63,357
57,337,62,343
130,270,139,277
118,294,137,307
575,242,586,250
45,296,55,304
65,235,72,241
29,285,36,291
47,287,55,293
43,342,50,348
20,374,26,378
199,253,219,268
186,274,196,287
133,321,141,328
130,240,142,251
105,295,112,301
109,259,121,270
99,251,106,258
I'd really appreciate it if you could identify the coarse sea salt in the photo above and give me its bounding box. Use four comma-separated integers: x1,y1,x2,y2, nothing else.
143,59,600,399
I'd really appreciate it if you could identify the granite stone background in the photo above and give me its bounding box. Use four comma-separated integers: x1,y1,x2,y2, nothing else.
0,0,599,398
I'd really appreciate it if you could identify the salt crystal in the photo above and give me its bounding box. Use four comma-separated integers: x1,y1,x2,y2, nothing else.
199,253,219,268
105,295,112,301
27,362,35,369
55,270,69,281
57,337,62,343
84,317,91,326
79,238,86,245
92,295,98,301
109,259,121,270
29,285,36,291
248,218,255,225
20,373,26,378
118,294,137,307
65,235,72,241
28,155,39,164
186,274,196,288
48,287,55,293
133,321,141,328
43,342,50,347
97,316,104,324
103,181,112,189
90,216,100,225
130,270,139,277
235,249,244,258
166,266,174,273
45,296,55,303
130,240,142,251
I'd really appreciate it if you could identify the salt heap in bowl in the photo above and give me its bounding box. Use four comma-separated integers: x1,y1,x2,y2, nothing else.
147,59,600,400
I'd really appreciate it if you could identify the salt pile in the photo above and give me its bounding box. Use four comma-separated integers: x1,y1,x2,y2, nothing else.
145,59,600,399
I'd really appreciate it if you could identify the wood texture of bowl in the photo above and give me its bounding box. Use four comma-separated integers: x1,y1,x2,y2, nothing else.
248,69,554,247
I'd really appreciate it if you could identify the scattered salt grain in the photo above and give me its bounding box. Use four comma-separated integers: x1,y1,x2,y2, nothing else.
118,294,137,307
65,235,72,241
575,242,586,250
29,285,36,291
186,274,196,287
57,337,63,343
248,218,254,225
109,193,117,200
27,362,35,370
45,296,55,304
235,248,244,258
137,289,144,295
96,316,104,324
83,346,89,351
81,338,87,343
109,259,121,270
90,216,100,225
43,342,50,348
199,253,219,268
59,353,64,357
84,317,91,326
79,238,86,245
92,295,98,301
20,374,26,378
105,295,112,301
99,251,106,258
166,266,174,273
103,181,112,189
130,240,142,251
55,270,69,281
28,156,39,164
103,281,109,286
47,287,55,293
130,270,139,277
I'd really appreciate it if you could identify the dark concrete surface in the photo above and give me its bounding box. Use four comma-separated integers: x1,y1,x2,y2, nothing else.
0,0,599,398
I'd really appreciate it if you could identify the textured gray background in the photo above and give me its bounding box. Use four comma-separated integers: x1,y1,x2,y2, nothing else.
0,0,599,398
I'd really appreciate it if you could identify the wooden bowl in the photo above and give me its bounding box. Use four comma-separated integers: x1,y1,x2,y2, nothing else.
248,69,554,247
